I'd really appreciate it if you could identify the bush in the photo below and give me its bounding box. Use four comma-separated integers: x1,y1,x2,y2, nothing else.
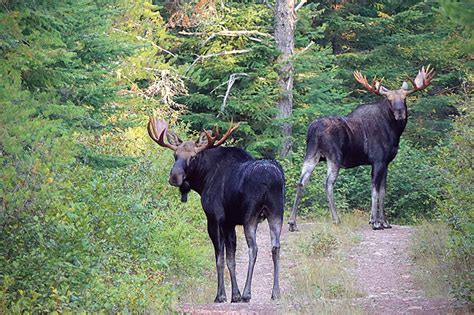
0,138,210,312
432,101,473,301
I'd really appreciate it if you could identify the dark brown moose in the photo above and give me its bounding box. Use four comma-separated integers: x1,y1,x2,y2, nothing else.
148,117,285,302
288,66,435,231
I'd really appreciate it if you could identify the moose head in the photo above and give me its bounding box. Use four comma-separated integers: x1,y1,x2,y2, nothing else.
353,65,435,121
147,117,240,190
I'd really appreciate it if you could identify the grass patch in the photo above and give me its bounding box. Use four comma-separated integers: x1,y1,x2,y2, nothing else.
410,221,473,302
280,211,366,314
173,248,215,306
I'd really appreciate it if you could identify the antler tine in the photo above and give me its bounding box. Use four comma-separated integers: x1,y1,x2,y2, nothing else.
202,128,219,148
214,120,240,147
353,70,383,95
406,65,435,94
195,121,239,153
147,116,178,150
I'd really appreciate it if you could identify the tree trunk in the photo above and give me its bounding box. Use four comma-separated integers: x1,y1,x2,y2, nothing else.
274,0,296,158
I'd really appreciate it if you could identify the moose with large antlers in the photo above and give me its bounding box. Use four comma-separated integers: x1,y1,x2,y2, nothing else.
288,66,435,231
148,118,285,302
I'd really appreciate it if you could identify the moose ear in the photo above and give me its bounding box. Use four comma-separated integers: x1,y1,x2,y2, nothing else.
166,130,182,146
375,82,390,95
196,131,210,147
401,81,409,91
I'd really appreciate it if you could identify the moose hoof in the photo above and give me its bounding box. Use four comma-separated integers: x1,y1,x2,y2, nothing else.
288,222,298,232
382,221,392,229
371,222,384,230
231,293,242,303
241,294,251,303
271,291,281,300
214,295,227,303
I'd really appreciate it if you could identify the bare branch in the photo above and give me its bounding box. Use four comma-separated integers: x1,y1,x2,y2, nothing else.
294,41,314,58
179,30,273,46
295,0,307,12
112,28,176,57
263,0,274,10
216,73,249,117
185,49,252,74
178,31,206,36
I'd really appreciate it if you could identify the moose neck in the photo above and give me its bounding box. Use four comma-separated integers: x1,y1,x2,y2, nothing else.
180,147,253,196
182,152,210,195
381,99,408,137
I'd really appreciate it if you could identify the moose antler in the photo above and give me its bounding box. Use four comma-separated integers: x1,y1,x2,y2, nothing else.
147,116,178,150
406,65,435,95
196,121,240,153
353,70,387,95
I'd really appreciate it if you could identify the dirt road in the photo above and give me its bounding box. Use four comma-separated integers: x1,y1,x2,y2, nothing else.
177,223,462,314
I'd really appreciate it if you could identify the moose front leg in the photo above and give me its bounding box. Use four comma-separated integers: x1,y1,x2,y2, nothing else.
378,169,391,229
207,220,227,303
224,226,241,302
371,163,387,230
370,186,382,230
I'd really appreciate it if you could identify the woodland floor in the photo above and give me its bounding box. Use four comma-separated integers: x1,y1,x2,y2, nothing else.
176,222,469,315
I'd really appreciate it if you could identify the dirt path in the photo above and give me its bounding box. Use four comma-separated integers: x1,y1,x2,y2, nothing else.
177,223,462,314
177,223,289,314
350,225,458,314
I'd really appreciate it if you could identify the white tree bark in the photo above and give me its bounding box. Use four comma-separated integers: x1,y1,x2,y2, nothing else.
274,0,296,157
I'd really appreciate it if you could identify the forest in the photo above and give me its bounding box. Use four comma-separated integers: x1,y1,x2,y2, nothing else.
0,0,472,312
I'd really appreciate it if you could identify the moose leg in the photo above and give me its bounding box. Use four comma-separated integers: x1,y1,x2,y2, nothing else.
326,160,341,225
224,225,241,302
208,220,227,302
370,186,381,229
378,168,391,229
371,163,387,230
289,153,320,231
268,213,283,300
242,221,258,302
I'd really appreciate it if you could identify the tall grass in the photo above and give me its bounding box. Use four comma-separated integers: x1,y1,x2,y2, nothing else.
280,211,366,314
410,221,473,302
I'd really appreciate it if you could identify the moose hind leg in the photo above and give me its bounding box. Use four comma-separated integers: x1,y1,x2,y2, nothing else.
289,154,320,231
326,160,341,225
268,213,283,300
224,225,241,302
242,221,258,302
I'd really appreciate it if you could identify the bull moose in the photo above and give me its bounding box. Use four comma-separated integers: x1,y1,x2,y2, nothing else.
147,117,285,302
288,66,435,231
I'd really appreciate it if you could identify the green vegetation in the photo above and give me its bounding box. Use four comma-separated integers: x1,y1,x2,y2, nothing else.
0,0,472,311
411,221,473,301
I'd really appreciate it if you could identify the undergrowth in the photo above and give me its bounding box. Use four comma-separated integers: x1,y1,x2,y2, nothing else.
411,221,473,303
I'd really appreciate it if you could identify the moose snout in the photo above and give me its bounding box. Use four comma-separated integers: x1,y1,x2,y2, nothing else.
393,109,406,121
169,170,185,186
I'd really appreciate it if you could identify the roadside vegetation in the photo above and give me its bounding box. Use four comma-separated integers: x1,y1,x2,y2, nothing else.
280,212,366,314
